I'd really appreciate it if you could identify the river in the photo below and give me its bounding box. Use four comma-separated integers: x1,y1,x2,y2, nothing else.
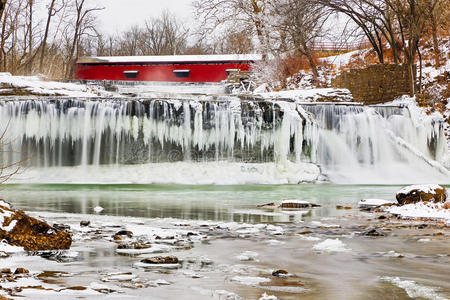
1,184,448,299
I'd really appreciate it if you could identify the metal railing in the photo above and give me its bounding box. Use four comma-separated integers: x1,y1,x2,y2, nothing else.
311,41,371,51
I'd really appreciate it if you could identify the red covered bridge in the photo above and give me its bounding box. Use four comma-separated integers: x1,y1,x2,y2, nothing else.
75,54,262,83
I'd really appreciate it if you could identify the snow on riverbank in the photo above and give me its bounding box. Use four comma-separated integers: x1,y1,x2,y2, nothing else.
386,202,450,225
0,240,24,253
320,50,365,68
0,73,114,97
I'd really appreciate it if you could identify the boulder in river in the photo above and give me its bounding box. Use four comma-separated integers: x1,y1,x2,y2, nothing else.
272,269,289,277
396,184,447,205
362,228,386,237
0,200,72,251
80,220,90,227
114,230,133,238
280,200,320,209
117,242,151,250
140,256,179,264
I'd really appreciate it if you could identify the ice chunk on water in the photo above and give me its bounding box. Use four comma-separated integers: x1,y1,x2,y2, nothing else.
231,276,271,286
313,239,351,253
236,251,259,261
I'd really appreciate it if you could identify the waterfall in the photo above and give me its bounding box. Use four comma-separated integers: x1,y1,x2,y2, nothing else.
0,98,448,184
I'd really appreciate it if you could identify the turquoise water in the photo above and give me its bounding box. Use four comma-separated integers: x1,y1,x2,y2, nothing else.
1,184,401,221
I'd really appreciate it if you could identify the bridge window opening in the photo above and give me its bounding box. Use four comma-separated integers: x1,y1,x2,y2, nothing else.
173,70,190,78
123,70,139,79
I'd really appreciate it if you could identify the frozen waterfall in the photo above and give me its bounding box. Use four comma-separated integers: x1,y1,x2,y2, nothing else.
0,97,448,184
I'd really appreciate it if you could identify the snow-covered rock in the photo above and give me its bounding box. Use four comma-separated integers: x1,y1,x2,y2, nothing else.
280,199,320,210
396,184,447,205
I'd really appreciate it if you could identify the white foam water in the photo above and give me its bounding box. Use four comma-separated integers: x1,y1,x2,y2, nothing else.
8,161,320,185
381,277,447,300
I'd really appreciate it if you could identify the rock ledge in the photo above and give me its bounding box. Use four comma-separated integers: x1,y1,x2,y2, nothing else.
0,200,72,251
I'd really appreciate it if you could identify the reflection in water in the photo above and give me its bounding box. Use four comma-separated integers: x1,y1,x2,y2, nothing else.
0,184,399,222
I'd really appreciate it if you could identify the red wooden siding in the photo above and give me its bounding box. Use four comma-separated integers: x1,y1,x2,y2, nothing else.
75,61,253,82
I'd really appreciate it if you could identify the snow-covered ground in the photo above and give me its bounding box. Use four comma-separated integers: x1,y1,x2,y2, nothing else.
320,49,365,68
256,88,353,103
386,202,450,225
0,73,115,97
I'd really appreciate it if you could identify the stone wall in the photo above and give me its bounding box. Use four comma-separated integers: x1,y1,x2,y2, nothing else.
332,64,413,105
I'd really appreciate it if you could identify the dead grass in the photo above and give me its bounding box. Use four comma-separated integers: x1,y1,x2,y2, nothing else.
275,52,333,89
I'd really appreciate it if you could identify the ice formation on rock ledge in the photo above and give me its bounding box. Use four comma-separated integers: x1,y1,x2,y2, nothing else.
0,97,448,184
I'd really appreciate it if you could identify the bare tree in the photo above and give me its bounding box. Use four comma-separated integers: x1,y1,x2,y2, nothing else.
38,0,66,73
143,20,165,55
64,0,103,79
423,0,447,67
117,25,141,56
319,0,393,64
24,0,34,75
209,27,254,54
386,0,430,94
274,0,331,84
159,10,188,55
105,11,188,57
0,0,7,21
193,0,271,56
0,0,26,73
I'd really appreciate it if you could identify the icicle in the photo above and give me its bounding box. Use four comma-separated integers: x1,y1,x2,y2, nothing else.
0,98,448,184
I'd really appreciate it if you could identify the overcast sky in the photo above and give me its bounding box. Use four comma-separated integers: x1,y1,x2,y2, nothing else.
94,0,195,35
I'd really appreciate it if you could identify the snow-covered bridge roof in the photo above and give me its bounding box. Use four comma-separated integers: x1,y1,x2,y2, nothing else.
77,54,262,64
